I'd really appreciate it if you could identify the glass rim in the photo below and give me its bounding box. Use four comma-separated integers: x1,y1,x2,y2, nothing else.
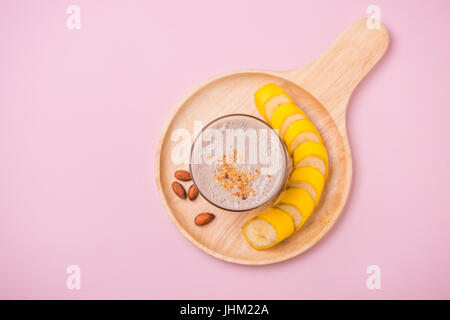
188,113,288,212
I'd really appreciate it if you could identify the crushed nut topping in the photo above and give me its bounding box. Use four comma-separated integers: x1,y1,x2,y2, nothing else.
213,149,259,200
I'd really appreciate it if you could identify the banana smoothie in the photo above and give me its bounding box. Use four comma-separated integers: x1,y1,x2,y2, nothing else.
190,114,287,211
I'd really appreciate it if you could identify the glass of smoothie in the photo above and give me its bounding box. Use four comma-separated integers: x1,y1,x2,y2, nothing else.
189,114,288,212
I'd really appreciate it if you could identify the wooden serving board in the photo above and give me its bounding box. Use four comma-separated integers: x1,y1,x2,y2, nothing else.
155,19,389,265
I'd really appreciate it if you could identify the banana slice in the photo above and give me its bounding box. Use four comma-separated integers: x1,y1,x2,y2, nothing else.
293,141,329,178
275,188,315,231
274,203,302,230
270,103,307,139
265,95,293,121
284,119,322,155
254,83,293,121
286,167,325,204
242,208,295,250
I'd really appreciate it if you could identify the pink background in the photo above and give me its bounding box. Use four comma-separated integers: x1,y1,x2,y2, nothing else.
1,0,450,299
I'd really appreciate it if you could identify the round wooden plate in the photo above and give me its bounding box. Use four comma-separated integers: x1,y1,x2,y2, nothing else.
155,19,389,265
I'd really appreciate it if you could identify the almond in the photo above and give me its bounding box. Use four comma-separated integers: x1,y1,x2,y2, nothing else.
171,181,186,199
195,213,215,226
174,170,191,181
187,184,198,201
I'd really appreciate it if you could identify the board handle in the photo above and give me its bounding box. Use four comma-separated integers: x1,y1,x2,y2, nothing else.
282,18,389,122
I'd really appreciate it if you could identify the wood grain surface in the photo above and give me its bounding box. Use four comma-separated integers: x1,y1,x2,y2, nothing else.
155,18,389,265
